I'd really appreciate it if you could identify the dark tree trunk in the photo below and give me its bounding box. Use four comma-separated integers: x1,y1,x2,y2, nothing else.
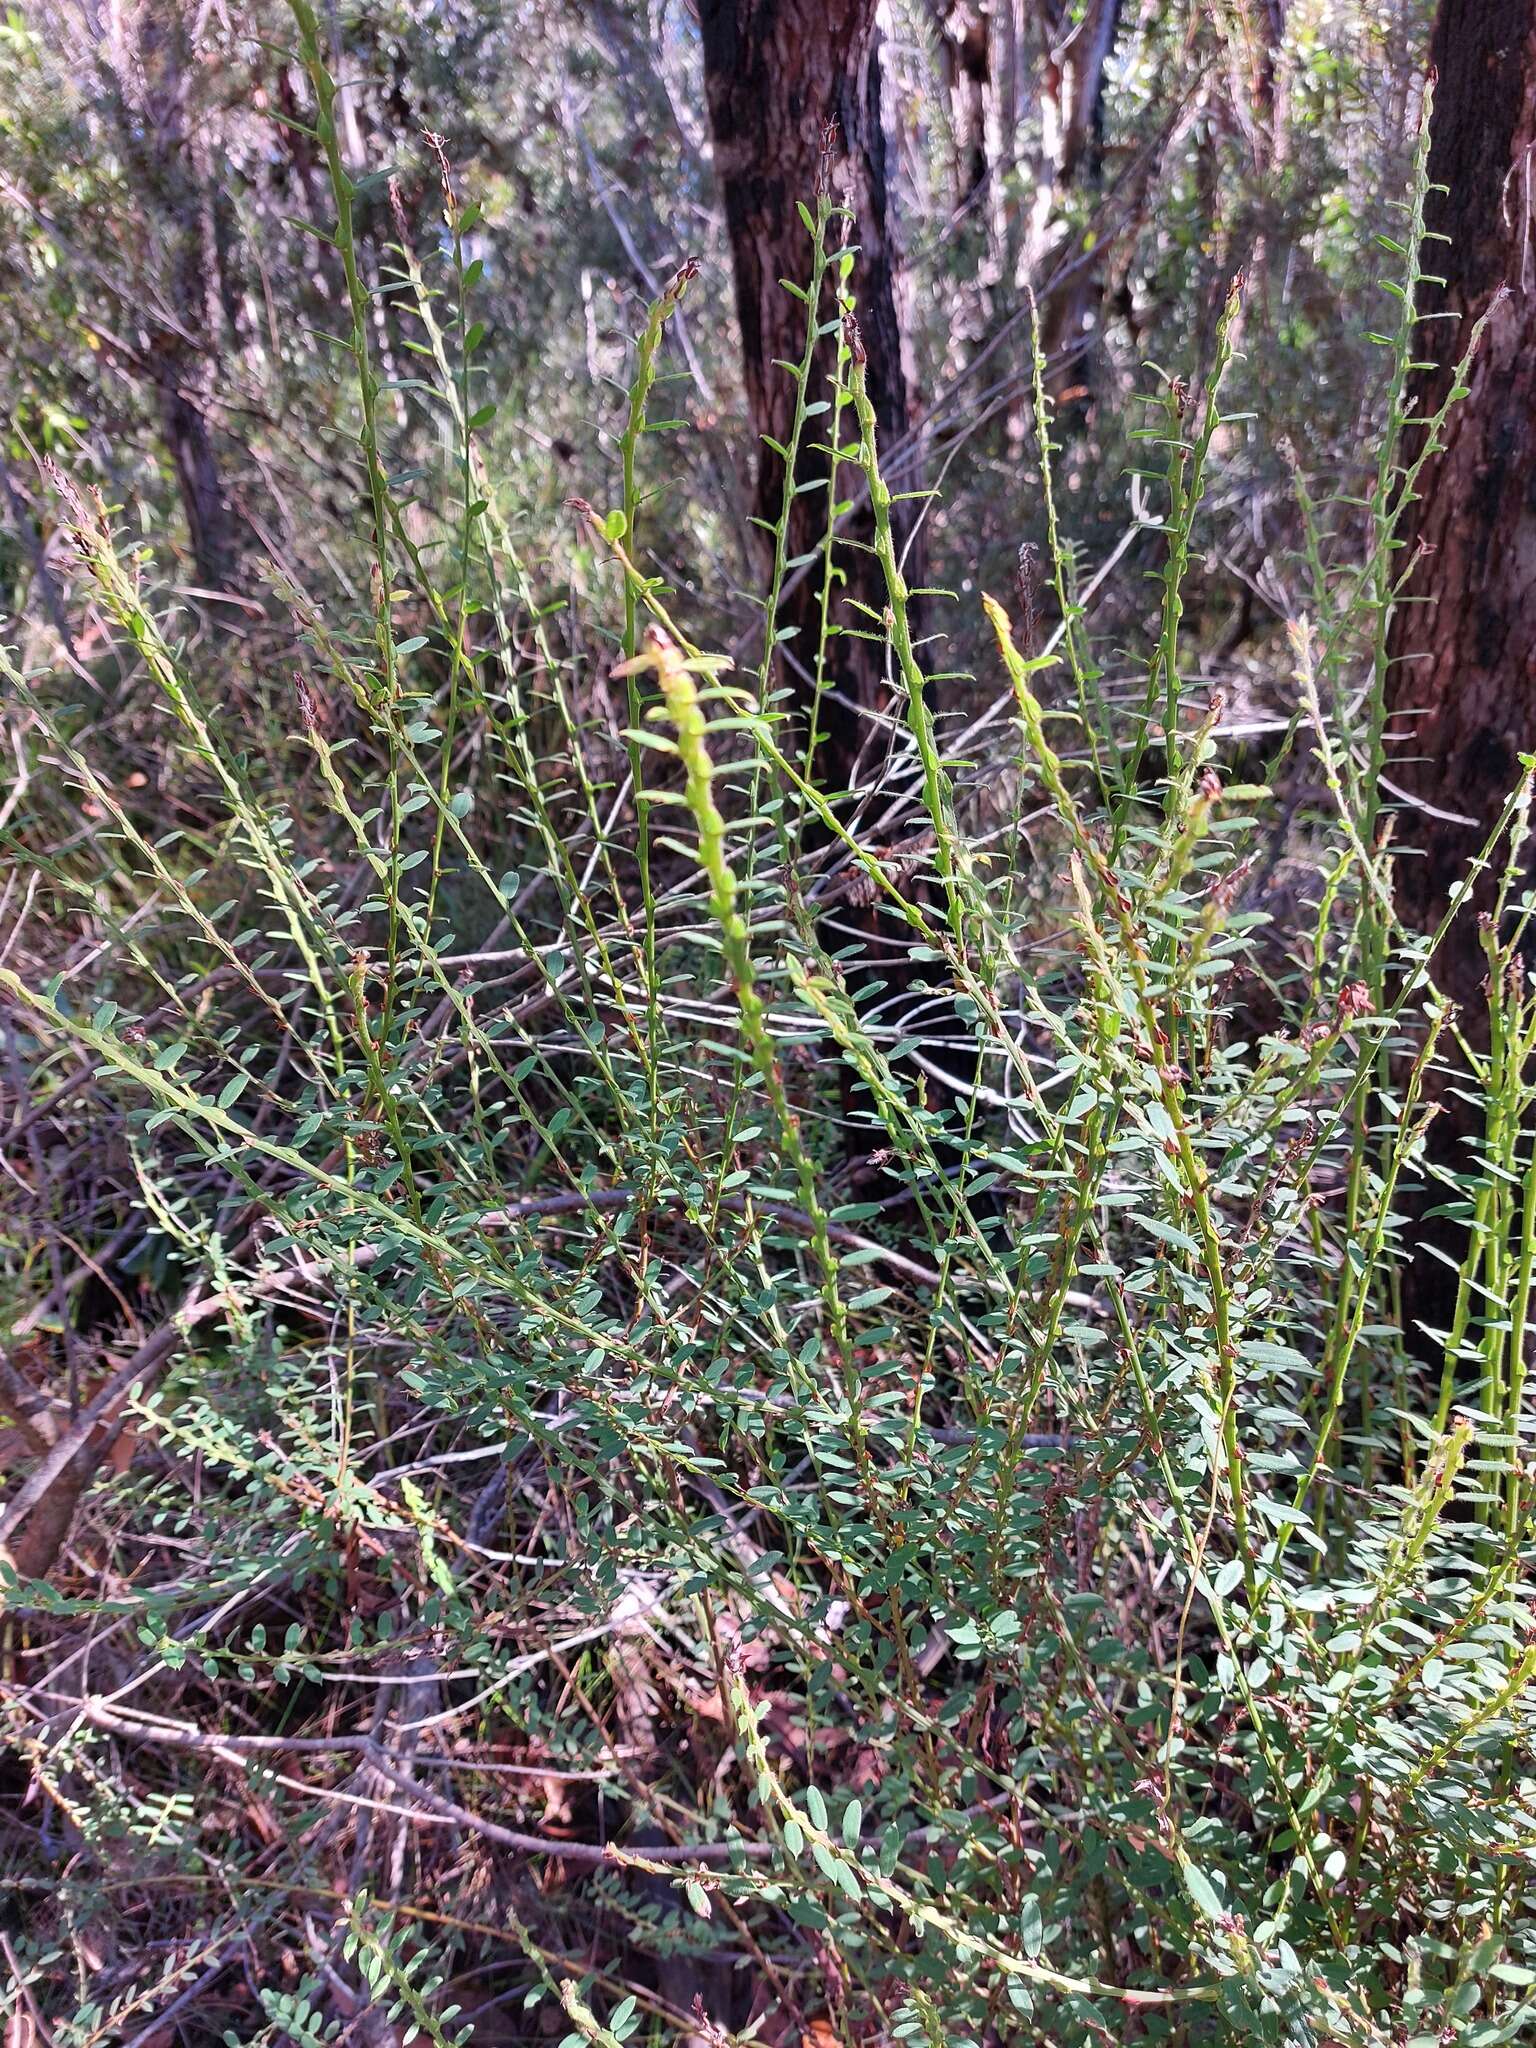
1032,0,1125,400
930,2,1125,421
1257,1,1290,107
1385,0,1536,1007
105,2,239,597
1384,0,1536,1345
928,1,992,204
700,0,919,799
702,0,945,1191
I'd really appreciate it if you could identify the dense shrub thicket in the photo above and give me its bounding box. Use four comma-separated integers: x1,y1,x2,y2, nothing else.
1,5,1531,2046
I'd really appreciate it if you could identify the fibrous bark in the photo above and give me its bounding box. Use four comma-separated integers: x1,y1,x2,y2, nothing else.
700,0,918,798
702,0,948,1187
1030,0,1125,394
1384,0,1536,1008
103,1,239,595
1384,0,1536,1347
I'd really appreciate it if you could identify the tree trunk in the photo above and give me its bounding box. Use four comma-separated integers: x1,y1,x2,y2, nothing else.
699,0,918,798
931,2,1124,420
702,0,944,1189
927,1,993,206
1384,0,1536,1347
1385,0,1536,1009
103,1,239,597
1030,0,1125,401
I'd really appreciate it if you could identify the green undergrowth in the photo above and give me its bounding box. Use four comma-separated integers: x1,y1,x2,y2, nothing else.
0,24,1531,2048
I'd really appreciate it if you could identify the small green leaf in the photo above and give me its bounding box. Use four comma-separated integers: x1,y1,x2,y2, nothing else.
1180,1859,1225,1923
1019,1893,1044,1959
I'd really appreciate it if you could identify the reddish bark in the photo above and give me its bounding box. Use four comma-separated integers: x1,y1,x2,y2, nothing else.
701,2,946,1188
1384,0,1536,1347
1385,0,1536,1007
700,0,918,795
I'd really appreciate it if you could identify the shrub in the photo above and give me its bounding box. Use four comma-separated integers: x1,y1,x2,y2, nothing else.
1,26,1531,2048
